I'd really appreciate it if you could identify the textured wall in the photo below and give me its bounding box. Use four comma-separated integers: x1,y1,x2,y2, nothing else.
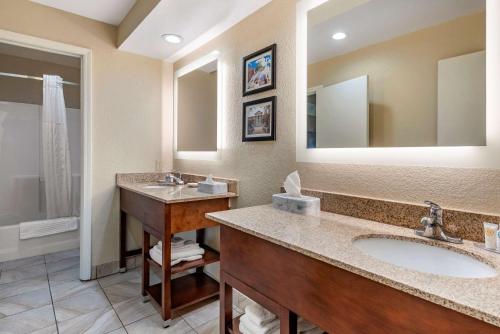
173,0,296,209
0,0,163,265
174,0,500,217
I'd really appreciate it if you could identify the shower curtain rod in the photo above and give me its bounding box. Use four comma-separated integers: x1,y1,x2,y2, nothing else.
0,71,80,86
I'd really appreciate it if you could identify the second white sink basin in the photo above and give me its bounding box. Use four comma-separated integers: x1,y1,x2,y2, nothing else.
353,237,497,278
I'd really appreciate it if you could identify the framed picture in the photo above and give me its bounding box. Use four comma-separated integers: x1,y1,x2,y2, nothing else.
242,96,276,142
243,44,276,96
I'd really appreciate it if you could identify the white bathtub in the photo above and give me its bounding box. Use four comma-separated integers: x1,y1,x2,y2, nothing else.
0,222,79,262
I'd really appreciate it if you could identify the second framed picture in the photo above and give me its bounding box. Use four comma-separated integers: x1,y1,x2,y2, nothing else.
242,96,276,142
243,44,276,96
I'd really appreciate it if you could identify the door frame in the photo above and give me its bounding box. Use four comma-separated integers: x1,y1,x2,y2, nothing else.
0,29,93,280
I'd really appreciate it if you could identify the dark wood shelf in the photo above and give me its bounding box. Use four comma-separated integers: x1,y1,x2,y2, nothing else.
146,244,220,275
228,315,242,334
146,272,219,311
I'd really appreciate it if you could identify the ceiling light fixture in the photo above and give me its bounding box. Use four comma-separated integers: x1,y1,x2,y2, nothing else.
161,34,183,44
332,32,347,40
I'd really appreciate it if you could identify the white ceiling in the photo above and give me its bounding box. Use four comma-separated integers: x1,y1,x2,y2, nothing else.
308,0,485,64
119,0,272,61
31,0,136,25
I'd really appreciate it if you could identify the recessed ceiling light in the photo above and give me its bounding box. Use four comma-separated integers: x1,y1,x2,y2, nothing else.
161,34,183,44
332,32,347,40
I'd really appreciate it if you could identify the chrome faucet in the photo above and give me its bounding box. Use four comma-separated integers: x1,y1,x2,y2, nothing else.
415,201,462,244
164,171,184,185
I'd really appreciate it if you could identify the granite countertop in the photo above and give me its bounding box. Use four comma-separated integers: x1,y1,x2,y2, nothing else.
206,205,500,327
117,181,237,204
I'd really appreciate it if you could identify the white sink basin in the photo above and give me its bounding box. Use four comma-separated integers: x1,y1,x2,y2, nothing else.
353,237,497,278
143,185,171,189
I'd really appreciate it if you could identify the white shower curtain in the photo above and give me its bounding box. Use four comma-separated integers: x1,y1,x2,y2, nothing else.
42,75,72,219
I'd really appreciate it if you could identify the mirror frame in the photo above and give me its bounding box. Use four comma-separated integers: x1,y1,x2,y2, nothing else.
296,0,499,168
174,51,222,160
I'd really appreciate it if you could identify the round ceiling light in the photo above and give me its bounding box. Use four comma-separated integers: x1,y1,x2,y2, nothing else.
332,32,347,40
161,34,183,44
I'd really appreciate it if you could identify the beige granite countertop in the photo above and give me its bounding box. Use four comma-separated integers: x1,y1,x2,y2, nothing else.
206,205,500,327
117,181,237,204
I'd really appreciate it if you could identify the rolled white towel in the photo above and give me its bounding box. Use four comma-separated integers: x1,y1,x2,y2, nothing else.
245,302,277,327
240,314,279,334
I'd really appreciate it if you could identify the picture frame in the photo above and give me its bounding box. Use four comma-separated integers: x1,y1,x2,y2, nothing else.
242,96,276,142
242,44,276,96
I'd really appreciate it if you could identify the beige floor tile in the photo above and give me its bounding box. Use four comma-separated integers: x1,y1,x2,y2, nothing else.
0,256,45,271
0,263,47,285
46,256,79,274
113,296,156,325
57,306,122,334
106,327,127,334
48,266,80,282
53,284,110,322
0,276,49,300
98,269,140,289
125,314,194,334
44,249,80,264
31,324,58,334
0,304,55,334
180,299,219,329
103,280,141,305
50,279,99,302
0,287,51,318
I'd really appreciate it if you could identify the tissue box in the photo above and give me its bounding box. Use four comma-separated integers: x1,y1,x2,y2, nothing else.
198,180,228,194
272,193,320,216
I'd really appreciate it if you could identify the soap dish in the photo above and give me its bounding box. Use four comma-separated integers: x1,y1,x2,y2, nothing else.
272,193,320,216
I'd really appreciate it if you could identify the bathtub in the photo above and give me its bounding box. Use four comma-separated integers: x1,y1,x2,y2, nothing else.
0,218,79,262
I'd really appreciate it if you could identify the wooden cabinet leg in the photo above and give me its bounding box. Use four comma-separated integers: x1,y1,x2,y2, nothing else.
161,233,172,323
119,210,127,272
220,272,233,334
279,307,297,334
142,230,150,298
196,229,206,274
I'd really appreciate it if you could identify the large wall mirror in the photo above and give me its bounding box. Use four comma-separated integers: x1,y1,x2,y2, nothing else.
174,51,221,160
305,0,486,148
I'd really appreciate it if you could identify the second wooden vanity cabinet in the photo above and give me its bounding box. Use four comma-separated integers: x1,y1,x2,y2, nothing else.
119,188,230,324
219,226,500,334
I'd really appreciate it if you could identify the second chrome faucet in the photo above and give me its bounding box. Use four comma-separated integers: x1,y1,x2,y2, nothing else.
415,201,463,244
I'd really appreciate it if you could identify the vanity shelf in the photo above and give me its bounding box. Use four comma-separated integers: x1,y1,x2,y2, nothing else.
119,187,232,325
145,272,219,311
145,244,220,275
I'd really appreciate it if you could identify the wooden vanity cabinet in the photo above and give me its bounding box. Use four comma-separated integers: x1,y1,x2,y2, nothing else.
219,226,500,334
119,188,230,323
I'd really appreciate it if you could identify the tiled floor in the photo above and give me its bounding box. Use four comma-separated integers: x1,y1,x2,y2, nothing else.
0,249,245,334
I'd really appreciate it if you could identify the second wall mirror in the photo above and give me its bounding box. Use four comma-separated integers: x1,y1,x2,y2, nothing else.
174,51,221,160
306,0,486,148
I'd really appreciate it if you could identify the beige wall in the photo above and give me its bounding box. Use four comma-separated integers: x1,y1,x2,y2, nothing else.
174,0,500,217
0,53,81,108
0,0,164,266
177,69,217,151
173,0,296,209
308,12,485,147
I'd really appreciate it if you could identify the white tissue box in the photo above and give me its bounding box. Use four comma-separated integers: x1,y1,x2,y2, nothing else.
272,193,321,216
198,180,228,194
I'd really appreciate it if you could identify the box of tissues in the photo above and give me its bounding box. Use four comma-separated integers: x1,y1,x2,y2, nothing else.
198,175,228,194
272,171,320,216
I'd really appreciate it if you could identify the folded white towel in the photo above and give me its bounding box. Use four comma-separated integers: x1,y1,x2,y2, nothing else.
171,255,203,266
240,314,279,334
245,303,277,327
149,248,203,266
298,318,316,333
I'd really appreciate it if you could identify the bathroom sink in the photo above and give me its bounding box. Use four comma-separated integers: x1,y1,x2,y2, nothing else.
353,236,497,278
143,184,172,189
